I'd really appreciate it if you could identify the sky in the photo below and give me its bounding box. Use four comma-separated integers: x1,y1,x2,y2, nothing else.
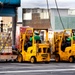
18,0,75,22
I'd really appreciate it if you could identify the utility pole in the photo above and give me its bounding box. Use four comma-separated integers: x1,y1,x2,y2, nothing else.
12,8,17,46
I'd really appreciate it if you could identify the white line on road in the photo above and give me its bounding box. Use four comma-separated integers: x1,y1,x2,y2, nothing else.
62,72,74,73
1,65,75,69
10,63,34,65
0,69,75,74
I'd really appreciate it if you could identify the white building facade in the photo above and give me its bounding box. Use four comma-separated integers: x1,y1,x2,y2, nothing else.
50,8,75,30
22,8,75,30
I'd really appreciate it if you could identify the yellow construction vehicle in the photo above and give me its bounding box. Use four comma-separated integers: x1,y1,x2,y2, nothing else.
52,29,75,62
16,26,50,63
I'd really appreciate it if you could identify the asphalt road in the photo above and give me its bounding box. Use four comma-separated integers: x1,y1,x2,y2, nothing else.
0,62,75,75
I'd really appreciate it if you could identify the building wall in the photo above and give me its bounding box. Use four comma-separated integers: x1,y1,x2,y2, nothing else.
22,8,51,30
23,8,75,30
50,8,68,30
50,8,75,30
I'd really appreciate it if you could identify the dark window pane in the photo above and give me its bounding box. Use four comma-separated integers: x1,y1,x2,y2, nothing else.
47,48,50,53
43,48,46,53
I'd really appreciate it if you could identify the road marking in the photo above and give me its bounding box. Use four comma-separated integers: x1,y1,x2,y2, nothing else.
1,65,75,69
0,69,75,74
9,63,75,67
10,63,34,65
62,72,74,73
0,65,75,69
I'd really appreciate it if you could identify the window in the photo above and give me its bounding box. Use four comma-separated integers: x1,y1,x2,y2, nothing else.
30,50,33,53
43,48,46,53
38,48,41,53
32,9,37,13
68,9,75,15
41,9,44,12
47,48,50,53
23,13,32,20
26,9,31,13
40,10,49,19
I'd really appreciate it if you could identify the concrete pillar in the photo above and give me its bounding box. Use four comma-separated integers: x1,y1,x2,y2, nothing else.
12,8,17,45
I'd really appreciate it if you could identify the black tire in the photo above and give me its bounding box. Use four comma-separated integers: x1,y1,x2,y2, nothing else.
45,61,50,64
30,57,36,63
14,59,17,62
17,54,23,63
69,56,74,63
55,55,60,62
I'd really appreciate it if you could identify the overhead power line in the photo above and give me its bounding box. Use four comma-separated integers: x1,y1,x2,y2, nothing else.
55,0,65,29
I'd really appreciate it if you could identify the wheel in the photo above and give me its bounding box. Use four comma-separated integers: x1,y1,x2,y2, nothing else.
45,61,50,64
17,54,23,63
13,59,17,62
30,57,36,63
69,56,74,63
55,55,60,62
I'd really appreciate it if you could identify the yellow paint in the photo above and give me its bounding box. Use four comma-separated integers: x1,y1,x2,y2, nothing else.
17,27,50,63
53,29,75,62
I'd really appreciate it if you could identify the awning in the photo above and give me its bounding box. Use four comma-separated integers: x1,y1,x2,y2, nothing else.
0,0,20,7
0,7,16,16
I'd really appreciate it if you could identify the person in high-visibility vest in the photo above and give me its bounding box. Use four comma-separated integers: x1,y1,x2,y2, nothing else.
72,36,75,44
66,36,75,41
30,31,41,43
65,35,75,46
